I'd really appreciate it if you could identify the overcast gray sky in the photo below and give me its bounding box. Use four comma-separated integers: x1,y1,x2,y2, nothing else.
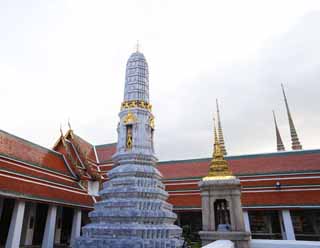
0,0,319,160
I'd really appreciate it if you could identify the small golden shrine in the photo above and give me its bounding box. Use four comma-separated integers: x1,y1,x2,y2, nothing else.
204,118,234,180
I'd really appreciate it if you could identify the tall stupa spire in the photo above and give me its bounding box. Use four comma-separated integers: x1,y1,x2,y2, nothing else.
281,84,302,150
74,50,182,247
272,110,285,151
216,99,227,155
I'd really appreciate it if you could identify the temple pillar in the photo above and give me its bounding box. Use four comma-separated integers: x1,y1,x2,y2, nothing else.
243,211,250,232
42,205,57,248
20,202,37,245
5,199,25,248
281,210,295,240
54,206,63,244
201,191,210,231
71,208,82,243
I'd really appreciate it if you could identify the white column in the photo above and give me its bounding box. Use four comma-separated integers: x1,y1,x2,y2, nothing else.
281,210,296,240
71,208,82,243
21,203,37,245
42,205,57,248
5,200,26,248
243,210,251,232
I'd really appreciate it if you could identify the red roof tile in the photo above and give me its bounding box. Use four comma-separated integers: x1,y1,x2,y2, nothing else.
158,150,320,180
95,143,116,163
0,130,72,175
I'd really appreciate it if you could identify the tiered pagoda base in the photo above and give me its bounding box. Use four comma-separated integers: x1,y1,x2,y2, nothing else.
73,154,182,248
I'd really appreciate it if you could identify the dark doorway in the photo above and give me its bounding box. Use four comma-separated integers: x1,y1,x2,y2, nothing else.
292,209,320,241
33,204,48,245
0,198,15,245
60,207,73,245
81,210,90,235
177,211,202,243
249,210,282,239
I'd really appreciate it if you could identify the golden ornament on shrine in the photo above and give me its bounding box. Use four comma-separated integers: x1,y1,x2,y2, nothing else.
203,117,234,180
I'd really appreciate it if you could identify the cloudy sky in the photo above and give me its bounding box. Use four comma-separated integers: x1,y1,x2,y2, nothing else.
0,0,319,160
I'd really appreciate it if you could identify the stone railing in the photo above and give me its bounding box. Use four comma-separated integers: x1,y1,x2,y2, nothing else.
250,239,320,248
202,239,320,248
202,240,234,248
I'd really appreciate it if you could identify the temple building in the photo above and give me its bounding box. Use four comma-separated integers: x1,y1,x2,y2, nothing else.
0,51,319,247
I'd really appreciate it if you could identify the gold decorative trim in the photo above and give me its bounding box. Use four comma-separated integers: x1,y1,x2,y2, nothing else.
149,116,155,129
121,100,152,111
123,111,137,124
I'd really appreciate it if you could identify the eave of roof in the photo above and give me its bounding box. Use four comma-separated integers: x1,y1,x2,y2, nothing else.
95,143,117,149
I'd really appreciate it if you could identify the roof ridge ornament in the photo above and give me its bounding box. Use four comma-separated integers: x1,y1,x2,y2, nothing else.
281,84,302,150
272,110,285,151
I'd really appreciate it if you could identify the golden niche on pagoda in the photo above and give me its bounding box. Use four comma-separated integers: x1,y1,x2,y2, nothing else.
123,111,137,150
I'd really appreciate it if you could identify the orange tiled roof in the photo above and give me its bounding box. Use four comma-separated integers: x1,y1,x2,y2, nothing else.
95,143,117,163
158,150,320,180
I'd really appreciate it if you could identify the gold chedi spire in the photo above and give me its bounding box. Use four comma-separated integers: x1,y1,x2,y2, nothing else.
216,99,227,155
273,110,285,151
281,84,302,150
204,117,234,180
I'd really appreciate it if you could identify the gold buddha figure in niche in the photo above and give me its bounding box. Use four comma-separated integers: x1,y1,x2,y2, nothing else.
126,125,133,150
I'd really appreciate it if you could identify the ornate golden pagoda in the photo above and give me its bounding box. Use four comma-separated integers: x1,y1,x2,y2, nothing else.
204,117,234,180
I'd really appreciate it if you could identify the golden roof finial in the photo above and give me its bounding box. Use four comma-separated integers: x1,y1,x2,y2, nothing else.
68,118,72,131
204,116,234,180
60,124,64,137
216,99,227,155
